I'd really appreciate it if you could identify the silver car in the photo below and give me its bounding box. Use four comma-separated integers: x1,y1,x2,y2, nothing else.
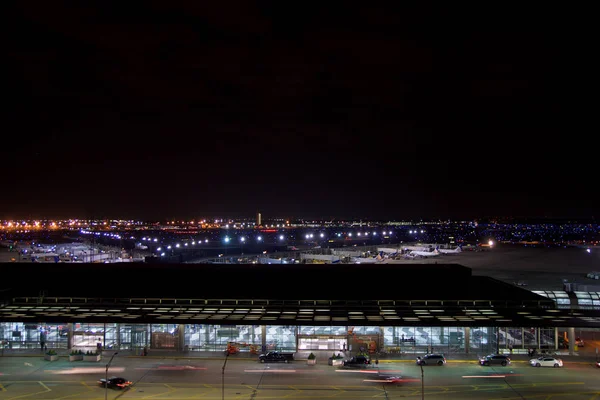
416,354,446,366
529,357,563,367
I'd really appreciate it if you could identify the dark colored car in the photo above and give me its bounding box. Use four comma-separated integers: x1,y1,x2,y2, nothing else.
98,376,133,390
416,354,446,366
479,354,511,366
258,351,294,363
343,355,371,367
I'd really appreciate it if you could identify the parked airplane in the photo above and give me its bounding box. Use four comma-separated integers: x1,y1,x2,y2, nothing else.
408,248,440,258
352,254,384,263
377,248,400,255
438,245,462,254
402,244,438,252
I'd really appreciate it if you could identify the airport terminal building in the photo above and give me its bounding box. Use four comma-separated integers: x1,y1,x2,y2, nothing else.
1,263,599,355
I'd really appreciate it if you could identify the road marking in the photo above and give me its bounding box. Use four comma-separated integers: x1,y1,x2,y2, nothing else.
141,383,177,399
463,375,506,378
7,381,51,400
244,369,297,373
0,383,5,391
53,387,94,400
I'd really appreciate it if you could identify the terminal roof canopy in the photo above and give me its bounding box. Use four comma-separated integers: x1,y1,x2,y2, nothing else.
1,263,545,302
2,263,599,327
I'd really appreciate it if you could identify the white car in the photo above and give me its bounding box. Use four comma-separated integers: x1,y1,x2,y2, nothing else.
529,357,563,368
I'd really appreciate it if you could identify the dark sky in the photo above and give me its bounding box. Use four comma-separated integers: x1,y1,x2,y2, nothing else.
3,2,596,221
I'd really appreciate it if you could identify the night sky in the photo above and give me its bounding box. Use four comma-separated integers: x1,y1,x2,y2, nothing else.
4,2,596,221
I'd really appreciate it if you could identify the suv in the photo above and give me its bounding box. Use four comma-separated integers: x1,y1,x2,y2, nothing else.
343,355,371,367
479,354,511,366
416,354,446,366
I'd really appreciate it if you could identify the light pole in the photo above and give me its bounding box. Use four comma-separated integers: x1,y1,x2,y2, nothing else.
222,351,230,400
105,351,118,400
420,361,424,400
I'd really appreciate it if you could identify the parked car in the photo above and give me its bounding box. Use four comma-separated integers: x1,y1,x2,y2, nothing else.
595,360,600,368
98,376,133,390
479,354,511,366
529,357,563,368
258,351,294,363
416,354,446,366
343,355,371,367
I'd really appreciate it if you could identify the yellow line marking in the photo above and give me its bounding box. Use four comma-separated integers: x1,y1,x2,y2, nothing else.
0,383,6,391
53,389,95,400
47,380,96,400
7,381,51,400
141,383,177,399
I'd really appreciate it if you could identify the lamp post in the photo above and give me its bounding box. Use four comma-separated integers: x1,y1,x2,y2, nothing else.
105,351,118,400
420,361,424,400
222,351,230,400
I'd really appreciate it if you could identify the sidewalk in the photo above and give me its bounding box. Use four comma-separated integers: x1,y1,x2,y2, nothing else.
1,348,598,364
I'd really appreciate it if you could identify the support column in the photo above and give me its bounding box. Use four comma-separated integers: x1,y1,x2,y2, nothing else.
204,324,210,350
178,324,185,351
464,327,470,354
261,325,267,353
67,323,74,350
568,327,575,355
116,323,121,350
554,328,559,351
537,328,541,351
522,328,525,350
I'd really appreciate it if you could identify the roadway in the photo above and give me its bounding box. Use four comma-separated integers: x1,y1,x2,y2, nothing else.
1,354,599,399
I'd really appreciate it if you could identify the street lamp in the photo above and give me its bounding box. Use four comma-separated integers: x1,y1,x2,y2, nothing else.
222,351,230,400
105,352,118,400
419,360,424,400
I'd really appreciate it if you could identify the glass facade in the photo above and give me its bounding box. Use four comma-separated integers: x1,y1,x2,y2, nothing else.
0,322,558,354
0,322,68,349
532,291,572,308
184,324,263,352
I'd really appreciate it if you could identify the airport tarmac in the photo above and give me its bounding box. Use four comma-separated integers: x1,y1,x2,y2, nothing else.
2,243,599,292
386,244,600,291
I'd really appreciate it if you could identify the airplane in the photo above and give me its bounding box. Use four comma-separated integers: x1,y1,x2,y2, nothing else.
352,254,384,263
378,248,400,255
408,248,440,258
437,245,462,255
402,244,438,252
